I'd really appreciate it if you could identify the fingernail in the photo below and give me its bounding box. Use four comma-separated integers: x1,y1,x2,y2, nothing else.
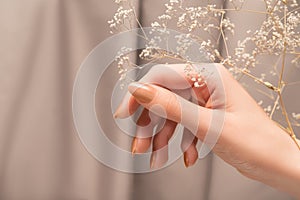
128,82,156,104
150,152,156,169
131,137,137,156
113,108,119,118
184,152,190,168
113,104,121,118
113,100,131,119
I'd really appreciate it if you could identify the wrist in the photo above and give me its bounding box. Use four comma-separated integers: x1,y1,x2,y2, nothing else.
263,126,300,198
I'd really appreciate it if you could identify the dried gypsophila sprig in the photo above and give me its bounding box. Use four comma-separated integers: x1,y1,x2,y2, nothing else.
115,47,133,82
184,64,208,88
108,0,300,149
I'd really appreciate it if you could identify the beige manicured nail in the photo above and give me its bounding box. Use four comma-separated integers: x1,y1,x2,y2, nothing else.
128,82,156,104
113,105,121,118
184,152,190,168
150,152,156,169
131,137,137,156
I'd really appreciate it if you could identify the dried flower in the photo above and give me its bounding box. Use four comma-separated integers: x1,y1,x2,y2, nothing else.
109,0,300,149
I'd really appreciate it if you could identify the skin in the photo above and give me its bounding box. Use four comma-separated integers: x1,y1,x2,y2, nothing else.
114,63,300,198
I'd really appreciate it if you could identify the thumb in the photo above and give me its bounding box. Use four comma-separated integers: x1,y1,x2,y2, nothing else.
128,82,212,139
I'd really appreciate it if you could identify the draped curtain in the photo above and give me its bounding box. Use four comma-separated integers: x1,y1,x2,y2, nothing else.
0,0,296,199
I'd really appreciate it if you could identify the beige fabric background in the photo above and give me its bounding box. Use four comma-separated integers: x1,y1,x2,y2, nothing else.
0,0,297,199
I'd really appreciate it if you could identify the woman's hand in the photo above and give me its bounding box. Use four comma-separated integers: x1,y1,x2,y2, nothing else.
114,63,300,197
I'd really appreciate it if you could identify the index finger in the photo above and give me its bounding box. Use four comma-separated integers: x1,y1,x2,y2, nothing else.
113,64,194,118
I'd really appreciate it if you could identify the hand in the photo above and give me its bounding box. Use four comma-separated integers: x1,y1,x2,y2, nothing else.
114,63,300,197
